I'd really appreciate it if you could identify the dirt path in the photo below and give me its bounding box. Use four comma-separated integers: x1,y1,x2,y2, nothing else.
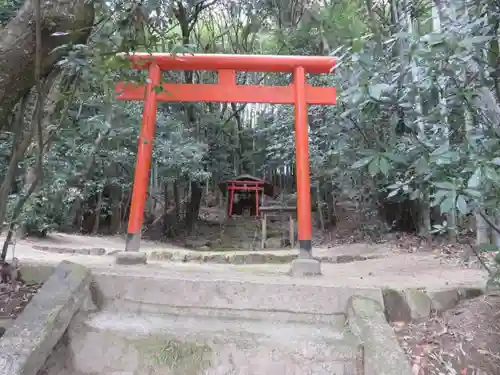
0,232,485,291
20,232,185,252
0,232,485,292
83,254,485,290
17,232,395,257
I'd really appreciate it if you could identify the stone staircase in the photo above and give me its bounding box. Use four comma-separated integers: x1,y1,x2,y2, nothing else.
58,309,362,375
5,254,482,375
40,266,376,375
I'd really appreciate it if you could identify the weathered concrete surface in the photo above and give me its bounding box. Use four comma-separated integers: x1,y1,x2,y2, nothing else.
403,289,432,320
31,242,384,266
32,245,106,256
27,244,384,264
0,261,92,375
46,310,363,375
382,289,412,322
290,258,322,276
347,296,412,375
383,287,485,322
148,250,381,265
114,251,147,265
427,289,461,312
19,263,55,284
104,301,348,326
92,267,384,316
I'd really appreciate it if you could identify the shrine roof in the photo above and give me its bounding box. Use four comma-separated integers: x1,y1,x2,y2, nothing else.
218,174,277,197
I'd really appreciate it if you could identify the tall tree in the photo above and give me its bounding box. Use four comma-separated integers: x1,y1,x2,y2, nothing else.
0,0,94,130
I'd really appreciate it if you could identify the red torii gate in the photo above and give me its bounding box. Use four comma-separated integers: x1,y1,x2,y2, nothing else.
115,53,336,263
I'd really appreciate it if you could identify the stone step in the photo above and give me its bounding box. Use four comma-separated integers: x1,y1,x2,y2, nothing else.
92,267,384,316
61,310,363,375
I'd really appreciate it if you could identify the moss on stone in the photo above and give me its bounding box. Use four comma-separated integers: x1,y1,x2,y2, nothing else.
404,288,431,319
382,288,411,322
19,264,55,284
66,262,90,282
135,336,212,374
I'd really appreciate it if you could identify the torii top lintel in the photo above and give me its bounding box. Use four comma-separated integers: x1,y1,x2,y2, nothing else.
120,52,336,74
116,53,336,105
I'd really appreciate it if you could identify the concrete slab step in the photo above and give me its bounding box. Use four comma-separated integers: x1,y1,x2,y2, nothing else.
62,310,363,375
92,268,384,316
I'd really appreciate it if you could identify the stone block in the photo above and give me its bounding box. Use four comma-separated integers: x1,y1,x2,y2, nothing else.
458,287,484,299
149,251,173,261
383,289,411,323
19,263,55,284
346,296,412,375
428,289,460,312
115,251,147,265
0,261,92,375
289,258,322,277
69,330,139,374
336,255,355,263
383,288,432,322
93,270,383,315
404,289,432,319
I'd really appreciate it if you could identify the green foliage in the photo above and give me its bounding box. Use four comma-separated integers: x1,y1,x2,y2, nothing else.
0,0,23,26
1,0,500,289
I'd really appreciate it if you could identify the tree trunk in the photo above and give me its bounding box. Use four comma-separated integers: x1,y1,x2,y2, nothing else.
173,180,181,222
0,93,29,228
0,69,58,237
492,212,500,248
0,0,94,129
418,191,431,237
185,181,202,234
162,181,169,234
92,189,103,234
316,183,325,231
109,186,122,234
230,102,243,175
173,1,210,234
476,213,490,245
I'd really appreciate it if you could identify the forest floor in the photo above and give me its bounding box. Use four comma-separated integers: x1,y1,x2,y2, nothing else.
0,281,42,338
393,293,500,375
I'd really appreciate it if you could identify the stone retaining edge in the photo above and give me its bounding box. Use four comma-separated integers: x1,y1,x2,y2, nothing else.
32,245,106,256
148,251,380,264
347,295,412,375
0,261,92,375
383,285,486,322
18,262,56,284
31,244,382,264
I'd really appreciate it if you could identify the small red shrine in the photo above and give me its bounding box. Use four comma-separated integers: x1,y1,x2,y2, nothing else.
219,175,276,217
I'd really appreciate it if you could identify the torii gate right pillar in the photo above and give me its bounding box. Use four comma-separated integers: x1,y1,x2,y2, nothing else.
293,66,312,257
290,65,320,276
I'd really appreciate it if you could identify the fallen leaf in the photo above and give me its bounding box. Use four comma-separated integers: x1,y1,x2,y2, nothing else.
412,362,422,375
393,321,407,332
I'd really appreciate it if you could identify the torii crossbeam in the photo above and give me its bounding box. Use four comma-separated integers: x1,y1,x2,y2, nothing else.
115,53,336,271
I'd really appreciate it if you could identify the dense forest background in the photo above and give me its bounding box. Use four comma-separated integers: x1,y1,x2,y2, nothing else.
1,0,500,255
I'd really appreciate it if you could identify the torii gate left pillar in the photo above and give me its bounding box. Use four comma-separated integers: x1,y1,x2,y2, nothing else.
116,53,336,276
